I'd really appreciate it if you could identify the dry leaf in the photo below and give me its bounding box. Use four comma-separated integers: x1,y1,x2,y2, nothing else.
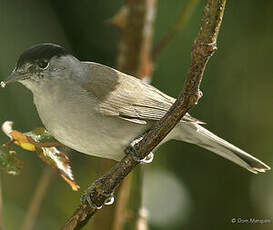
1,121,80,190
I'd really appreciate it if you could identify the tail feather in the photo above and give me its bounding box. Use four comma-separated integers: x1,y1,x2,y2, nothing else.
175,123,270,173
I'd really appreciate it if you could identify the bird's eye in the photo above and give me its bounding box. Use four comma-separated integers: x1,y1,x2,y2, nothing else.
38,60,49,69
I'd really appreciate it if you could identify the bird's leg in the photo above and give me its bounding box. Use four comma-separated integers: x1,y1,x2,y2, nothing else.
126,134,154,164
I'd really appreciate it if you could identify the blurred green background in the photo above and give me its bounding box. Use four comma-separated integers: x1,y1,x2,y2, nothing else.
0,0,272,229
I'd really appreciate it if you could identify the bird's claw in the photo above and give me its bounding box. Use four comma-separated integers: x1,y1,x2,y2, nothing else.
140,152,154,164
129,135,154,164
80,185,102,210
80,185,115,209
104,193,115,206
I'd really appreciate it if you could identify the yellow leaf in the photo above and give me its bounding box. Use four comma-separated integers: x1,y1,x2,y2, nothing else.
10,131,36,151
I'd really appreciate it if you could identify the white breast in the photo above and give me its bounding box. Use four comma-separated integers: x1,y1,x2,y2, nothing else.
33,82,146,161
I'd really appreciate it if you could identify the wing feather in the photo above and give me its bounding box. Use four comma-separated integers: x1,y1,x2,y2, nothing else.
82,62,204,125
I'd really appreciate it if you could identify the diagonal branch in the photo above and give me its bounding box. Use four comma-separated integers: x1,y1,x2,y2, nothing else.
61,0,227,229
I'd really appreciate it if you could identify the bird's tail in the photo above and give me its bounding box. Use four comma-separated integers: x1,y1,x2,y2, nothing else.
174,123,270,173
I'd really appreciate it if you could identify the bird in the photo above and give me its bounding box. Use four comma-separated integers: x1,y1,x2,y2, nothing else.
1,43,270,174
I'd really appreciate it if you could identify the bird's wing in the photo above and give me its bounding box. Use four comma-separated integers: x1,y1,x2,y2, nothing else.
82,62,203,125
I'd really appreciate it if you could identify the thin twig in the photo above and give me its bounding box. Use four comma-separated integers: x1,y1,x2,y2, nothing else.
111,178,130,230
136,207,149,230
20,167,54,230
121,166,144,229
117,0,157,79
61,0,226,229
152,0,200,61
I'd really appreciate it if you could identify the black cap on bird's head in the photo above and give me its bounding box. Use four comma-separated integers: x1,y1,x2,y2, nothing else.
16,43,69,68
1,43,69,87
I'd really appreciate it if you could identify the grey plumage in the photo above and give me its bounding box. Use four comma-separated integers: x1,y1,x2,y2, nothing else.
82,62,201,125
2,43,270,174
83,62,270,173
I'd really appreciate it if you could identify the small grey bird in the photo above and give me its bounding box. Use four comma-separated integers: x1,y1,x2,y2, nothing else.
1,43,270,173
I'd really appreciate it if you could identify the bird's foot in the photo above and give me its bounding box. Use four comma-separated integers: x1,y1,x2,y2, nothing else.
80,184,115,209
127,135,154,164
80,184,102,210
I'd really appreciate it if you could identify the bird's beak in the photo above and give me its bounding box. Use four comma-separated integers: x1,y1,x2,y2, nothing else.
1,71,26,88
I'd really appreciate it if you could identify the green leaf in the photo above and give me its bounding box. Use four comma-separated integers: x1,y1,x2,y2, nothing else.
0,145,23,175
